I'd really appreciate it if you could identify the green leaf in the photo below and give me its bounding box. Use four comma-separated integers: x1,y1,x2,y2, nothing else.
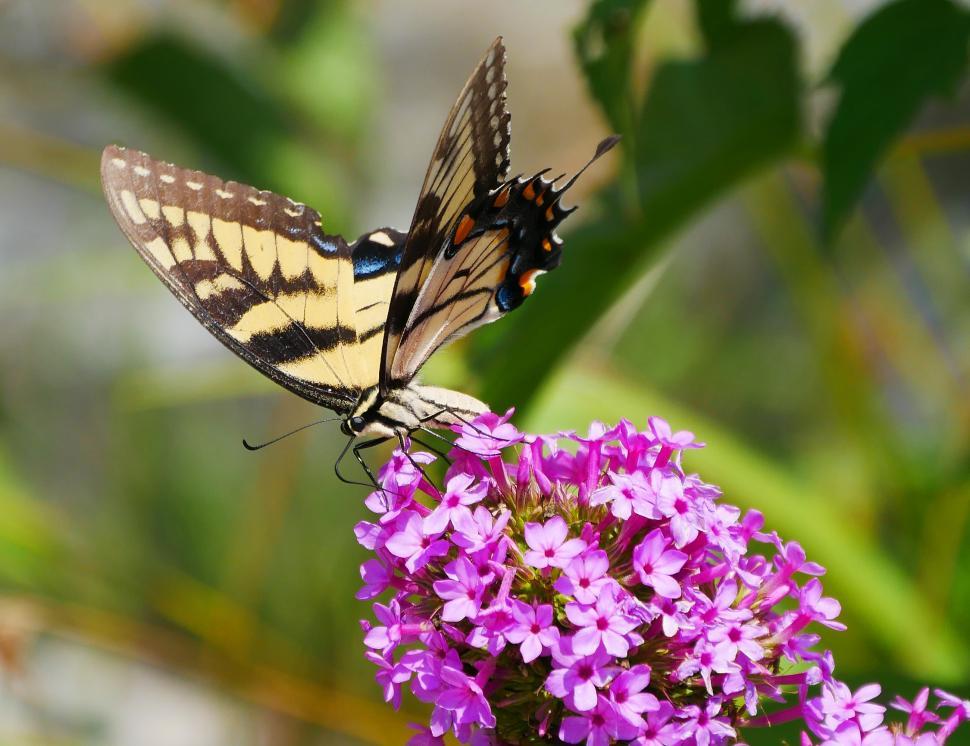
573,0,652,135
821,0,970,239
477,3,801,412
635,5,801,223
103,34,293,189
101,32,359,229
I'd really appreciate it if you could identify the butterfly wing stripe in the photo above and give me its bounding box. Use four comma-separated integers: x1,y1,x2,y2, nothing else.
381,36,510,393
101,145,362,410
349,228,406,392
390,228,511,381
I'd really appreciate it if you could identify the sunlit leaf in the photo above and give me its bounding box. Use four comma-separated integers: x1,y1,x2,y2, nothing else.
478,1,801,412
573,0,652,134
103,34,293,188
636,0,800,223
821,0,970,239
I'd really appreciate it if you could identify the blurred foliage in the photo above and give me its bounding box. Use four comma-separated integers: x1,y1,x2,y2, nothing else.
821,0,970,238
0,0,968,743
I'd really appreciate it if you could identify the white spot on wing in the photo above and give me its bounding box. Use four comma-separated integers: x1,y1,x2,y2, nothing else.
186,181,203,191
160,174,175,184
216,189,234,199
111,158,126,169
134,165,150,177
369,231,395,247
248,196,267,206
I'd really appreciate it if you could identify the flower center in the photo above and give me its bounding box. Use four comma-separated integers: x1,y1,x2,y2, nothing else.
578,664,593,680
544,548,556,558
591,713,605,727
579,578,590,588
596,617,609,631
530,623,541,634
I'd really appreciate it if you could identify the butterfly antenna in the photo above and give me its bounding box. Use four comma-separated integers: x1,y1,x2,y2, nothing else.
243,416,343,451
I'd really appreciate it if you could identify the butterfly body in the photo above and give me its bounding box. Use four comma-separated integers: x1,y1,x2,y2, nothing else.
101,37,617,457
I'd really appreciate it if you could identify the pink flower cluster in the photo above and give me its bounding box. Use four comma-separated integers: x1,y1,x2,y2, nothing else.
355,412,968,745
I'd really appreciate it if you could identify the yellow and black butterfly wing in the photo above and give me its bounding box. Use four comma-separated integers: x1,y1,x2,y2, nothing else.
101,145,365,412
349,228,405,392
380,36,511,394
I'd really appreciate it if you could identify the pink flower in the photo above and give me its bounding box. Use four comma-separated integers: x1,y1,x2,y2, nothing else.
436,665,496,730
363,599,407,654
356,558,392,600
357,413,967,745
635,702,681,745
546,642,616,712
452,506,511,553
523,516,587,569
647,416,699,450
386,512,450,573
406,723,444,746
819,682,887,732
675,700,735,746
366,651,411,708
433,557,486,622
590,472,659,520
424,474,487,534
675,639,740,695
454,407,522,456
632,528,688,598
609,664,659,728
506,601,559,663
708,618,766,662
560,695,629,745
653,474,703,547
565,585,639,657
555,549,614,604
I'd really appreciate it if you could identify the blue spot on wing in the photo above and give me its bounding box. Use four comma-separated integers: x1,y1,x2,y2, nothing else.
352,233,404,280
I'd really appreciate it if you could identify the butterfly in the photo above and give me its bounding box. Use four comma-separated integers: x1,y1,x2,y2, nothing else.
101,36,617,473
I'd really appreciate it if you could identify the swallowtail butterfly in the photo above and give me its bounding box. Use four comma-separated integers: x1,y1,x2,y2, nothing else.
101,37,617,457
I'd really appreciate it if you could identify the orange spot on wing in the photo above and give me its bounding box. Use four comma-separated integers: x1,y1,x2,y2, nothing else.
542,238,553,252
493,188,510,208
519,269,542,296
536,193,544,206
523,182,536,201
545,206,555,221
453,214,474,245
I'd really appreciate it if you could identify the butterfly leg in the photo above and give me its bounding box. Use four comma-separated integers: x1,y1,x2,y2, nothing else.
409,432,453,465
353,437,390,488
396,432,445,493
335,436,383,491
415,408,493,439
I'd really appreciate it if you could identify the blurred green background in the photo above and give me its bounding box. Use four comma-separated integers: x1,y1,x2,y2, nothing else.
0,0,968,743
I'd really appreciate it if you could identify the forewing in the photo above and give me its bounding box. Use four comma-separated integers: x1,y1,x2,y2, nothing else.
380,36,510,393
101,145,364,410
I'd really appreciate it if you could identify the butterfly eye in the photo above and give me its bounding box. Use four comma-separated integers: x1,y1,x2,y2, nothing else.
350,416,366,433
